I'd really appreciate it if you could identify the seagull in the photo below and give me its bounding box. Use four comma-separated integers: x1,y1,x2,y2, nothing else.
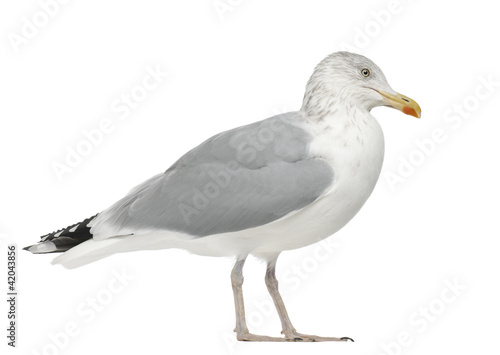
24,51,421,342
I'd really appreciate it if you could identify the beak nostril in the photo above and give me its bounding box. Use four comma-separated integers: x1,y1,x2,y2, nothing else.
402,98,410,103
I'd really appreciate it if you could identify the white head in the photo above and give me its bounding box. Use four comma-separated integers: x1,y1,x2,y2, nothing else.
301,51,420,120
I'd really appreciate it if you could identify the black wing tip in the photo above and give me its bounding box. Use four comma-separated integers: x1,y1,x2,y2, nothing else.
26,213,99,255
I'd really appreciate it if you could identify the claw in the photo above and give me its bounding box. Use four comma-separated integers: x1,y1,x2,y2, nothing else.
341,337,354,342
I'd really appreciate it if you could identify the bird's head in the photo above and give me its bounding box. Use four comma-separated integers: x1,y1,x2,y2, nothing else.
301,51,421,119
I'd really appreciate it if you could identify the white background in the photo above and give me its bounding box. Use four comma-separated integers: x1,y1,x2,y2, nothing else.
1,0,499,354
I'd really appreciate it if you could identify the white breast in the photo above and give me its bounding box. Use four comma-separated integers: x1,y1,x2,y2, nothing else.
253,111,385,252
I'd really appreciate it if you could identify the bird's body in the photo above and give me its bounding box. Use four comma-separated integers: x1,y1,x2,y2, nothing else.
44,108,384,267
25,51,420,342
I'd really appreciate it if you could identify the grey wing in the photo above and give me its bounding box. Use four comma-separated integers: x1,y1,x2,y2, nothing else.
90,112,334,239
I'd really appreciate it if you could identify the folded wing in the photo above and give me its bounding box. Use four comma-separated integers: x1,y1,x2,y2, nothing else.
90,112,334,239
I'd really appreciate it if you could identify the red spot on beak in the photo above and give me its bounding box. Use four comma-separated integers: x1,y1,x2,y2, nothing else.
403,106,418,118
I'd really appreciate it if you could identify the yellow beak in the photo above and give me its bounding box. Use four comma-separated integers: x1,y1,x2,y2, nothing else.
377,91,421,118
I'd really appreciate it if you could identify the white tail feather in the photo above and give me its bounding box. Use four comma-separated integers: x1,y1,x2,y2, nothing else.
52,238,125,269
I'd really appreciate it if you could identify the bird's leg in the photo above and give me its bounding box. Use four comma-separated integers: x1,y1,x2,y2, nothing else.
264,259,298,338
264,257,352,342
231,258,249,336
231,257,291,341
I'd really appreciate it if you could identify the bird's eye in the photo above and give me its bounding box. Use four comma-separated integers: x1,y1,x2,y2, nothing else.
361,68,371,77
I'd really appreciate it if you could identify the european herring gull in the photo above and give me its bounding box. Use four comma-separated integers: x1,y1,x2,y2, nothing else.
25,51,421,342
